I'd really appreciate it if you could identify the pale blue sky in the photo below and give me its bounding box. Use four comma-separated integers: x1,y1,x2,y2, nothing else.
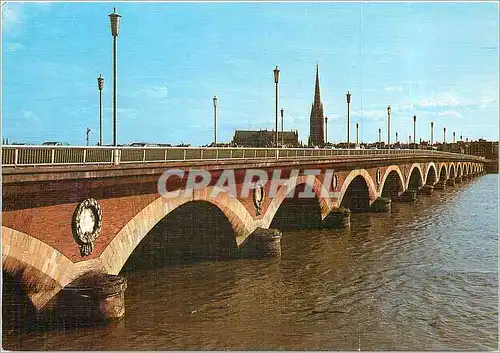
2,1,499,145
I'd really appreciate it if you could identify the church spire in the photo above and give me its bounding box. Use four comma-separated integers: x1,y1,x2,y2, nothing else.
314,63,321,107
309,64,325,147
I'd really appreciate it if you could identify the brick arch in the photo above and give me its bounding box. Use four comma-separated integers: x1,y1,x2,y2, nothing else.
456,163,463,177
424,162,438,185
100,187,254,275
1,227,98,310
262,174,333,228
405,163,425,189
437,163,448,181
449,162,456,179
380,165,405,193
337,169,378,207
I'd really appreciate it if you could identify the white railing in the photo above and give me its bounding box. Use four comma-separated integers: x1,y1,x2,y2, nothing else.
0,145,486,167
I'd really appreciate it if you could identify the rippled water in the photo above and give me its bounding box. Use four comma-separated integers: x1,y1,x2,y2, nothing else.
3,174,498,350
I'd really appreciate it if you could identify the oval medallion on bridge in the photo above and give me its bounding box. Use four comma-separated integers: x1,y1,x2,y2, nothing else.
376,168,382,186
332,172,339,191
72,198,103,257
253,180,266,216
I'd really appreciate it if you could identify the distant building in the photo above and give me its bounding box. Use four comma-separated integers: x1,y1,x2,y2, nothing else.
308,65,325,147
232,130,299,148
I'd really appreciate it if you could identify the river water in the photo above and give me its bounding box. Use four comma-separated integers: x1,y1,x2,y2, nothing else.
2,174,498,350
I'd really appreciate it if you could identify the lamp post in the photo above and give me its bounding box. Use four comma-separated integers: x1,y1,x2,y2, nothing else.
273,65,280,149
109,7,121,146
356,122,359,145
443,127,446,145
324,115,328,145
346,91,351,148
86,127,91,146
430,121,434,149
387,105,391,149
378,128,381,148
213,95,217,146
396,132,398,145
97,75,104,146
281,108,284,147
453,131,456,144
413,115,416,150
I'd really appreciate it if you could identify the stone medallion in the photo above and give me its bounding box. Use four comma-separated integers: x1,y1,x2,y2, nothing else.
72,198,102,257
253,180,266,216
376,168,382,186
331,172,338,191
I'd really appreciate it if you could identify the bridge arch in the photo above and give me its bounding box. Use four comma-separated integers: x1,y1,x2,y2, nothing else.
449,163,456,179
457,163,463,177
100,187,253,275
406,163,424,190
380,166,405,200
263,174,332,227
1,227,96,310
425,163,438,185
338,169,377,211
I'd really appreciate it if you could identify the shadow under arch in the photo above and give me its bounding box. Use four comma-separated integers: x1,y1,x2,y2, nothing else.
101,187,253,275
449,163,456,179
425,163,438,185
340,175,371,212
121,200,238,272
438,164,448,182
337,169,377,209
269,182,323,229
380,167,405,200
407,164,424,191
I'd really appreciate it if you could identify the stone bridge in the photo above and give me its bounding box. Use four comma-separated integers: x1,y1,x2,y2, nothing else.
1,146,487,319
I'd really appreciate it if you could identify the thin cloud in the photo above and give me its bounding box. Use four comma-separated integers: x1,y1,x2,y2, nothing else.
1,3,22,31
384,86,403,92
4,42,23,53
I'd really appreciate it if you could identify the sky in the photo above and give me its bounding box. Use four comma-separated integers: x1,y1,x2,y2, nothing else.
2,1,499,146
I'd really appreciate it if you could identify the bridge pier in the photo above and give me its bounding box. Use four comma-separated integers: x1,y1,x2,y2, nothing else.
392,189,417,202
240,227,282,258
46,273,127,325
369,197,391,212
419,185,434,195
322,207,351,228
434,180,447,190
446,178,456,186
455,176,462,183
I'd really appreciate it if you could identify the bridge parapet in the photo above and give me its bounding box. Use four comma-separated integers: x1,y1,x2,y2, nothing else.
1,145,486,168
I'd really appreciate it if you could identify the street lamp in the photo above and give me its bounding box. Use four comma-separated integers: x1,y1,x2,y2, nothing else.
443,127,446,145
431,121,434,149
453,131,456,144
273,65,280,148
413,115,416,150
396,131,398,144
86,127,91,146
378,128,381,147
97,74,104,146
109,7,121,146
213,95,217,146
281,108,285,147
387,105,391,149
356,122,359,145
324,115,328,145
346,91,351,148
